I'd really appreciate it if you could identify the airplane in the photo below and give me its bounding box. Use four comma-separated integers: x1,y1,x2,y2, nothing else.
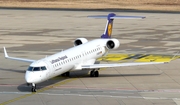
3,13,167,92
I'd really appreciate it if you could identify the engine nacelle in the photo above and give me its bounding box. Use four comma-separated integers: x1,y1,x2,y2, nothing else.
106,39,120,49
74,38,88,46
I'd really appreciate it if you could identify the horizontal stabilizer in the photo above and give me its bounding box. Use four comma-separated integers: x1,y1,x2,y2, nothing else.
88,13,145,38
88,15,145,19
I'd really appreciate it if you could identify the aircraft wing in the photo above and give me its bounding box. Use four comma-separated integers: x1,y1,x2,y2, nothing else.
82,62,166,69
97,53,180,63
3,47,36,63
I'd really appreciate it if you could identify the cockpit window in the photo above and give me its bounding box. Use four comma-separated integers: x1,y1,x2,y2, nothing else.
27,66,33,71
41,66,47,70
33,67,40,71
27,66,47,71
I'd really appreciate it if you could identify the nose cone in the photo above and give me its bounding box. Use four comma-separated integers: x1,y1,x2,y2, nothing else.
25,71,34,83
25,71,43,84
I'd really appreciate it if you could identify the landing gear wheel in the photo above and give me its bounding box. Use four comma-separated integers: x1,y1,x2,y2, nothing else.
61,72,70,77
65,72,70,77
94,71,99,77
31,87,36,92
90,70,99,77
31,83,37,92
90,71,94,77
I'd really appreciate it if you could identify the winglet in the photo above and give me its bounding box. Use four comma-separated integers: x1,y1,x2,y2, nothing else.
162,51,179,64
170,51,179,62
3,47,9,58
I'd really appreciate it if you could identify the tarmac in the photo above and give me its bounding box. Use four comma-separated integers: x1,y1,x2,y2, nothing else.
0,9,180,105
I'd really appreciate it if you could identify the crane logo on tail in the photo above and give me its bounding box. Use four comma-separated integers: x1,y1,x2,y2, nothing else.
107,23,112,37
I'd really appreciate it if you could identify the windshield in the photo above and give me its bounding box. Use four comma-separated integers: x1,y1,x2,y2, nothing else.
27,66,47,71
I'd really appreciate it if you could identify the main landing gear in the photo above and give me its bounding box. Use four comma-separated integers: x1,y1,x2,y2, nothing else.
90,69,99,77
27,83,37,92
61,72,70,77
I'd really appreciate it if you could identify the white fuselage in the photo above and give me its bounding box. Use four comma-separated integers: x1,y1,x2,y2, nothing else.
25,39,111,84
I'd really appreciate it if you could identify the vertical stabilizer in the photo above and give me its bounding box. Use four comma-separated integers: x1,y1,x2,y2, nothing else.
101,13,116,38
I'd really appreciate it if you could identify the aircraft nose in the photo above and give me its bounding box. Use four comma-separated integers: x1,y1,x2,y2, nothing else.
25,71,34,83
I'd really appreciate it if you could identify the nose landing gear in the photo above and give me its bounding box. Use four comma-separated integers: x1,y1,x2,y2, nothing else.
31,83,37,92
27,83,37,92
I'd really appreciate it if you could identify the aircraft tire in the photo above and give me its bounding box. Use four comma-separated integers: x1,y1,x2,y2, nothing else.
90,71,94,77
61,72,70,77
66,72,70,77
31,87,36,92
94,71,99,77
31,83,37,92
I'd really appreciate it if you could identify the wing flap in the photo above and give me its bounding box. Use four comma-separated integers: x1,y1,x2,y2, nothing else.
82,62,166,69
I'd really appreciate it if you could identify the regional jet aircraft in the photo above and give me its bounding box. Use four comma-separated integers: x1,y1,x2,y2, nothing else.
3,13,167,92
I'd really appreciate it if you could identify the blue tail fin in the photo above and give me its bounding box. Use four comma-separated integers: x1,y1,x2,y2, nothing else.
88,13,145,39
101,13,116,38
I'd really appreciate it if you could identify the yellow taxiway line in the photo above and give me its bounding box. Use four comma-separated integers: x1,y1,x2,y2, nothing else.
0,78,76,105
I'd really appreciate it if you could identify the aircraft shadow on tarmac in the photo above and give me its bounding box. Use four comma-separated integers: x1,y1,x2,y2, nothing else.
94,73,162,77
17,76,69,92
17,70,89,92
14,70,162,92
69,70,163,78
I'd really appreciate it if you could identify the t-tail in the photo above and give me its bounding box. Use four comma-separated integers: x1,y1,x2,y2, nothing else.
88,13,146,39
101,13,115,38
